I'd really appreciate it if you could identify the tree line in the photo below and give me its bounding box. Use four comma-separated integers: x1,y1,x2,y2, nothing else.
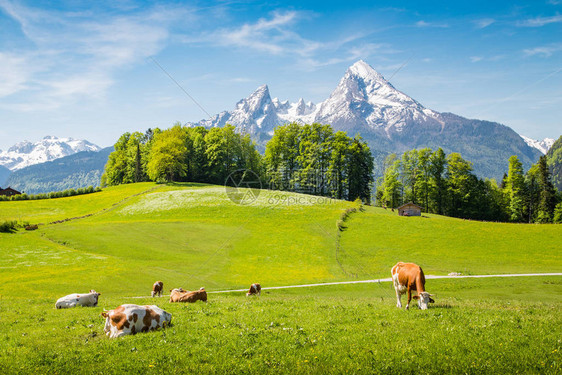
0,186,100,202
376,148,562,223
102,122,375,203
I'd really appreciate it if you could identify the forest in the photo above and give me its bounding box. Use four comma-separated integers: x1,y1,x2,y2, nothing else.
102,123,374,203
102,122,561,223
376,148,562,223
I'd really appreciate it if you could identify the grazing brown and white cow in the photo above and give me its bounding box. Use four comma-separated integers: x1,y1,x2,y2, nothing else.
391,262,434,310
55,290,101,309
152,281,164,297
101,304,172,338
246,283,261,296
169,287,207,303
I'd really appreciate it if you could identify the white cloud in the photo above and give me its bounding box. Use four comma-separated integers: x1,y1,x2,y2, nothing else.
518,14,562,27
194,11,309,55
523,44,562,57
0,1,186,109
474,18,495,29
0,52,35,97
469,55,505,63
185,11,385,72
415,20,449,28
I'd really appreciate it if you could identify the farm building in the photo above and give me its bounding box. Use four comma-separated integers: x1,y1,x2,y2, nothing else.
397,202,422,216
0,187,21,197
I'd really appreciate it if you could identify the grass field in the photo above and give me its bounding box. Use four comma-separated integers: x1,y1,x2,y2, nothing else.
1,279,560,374
0,182,561,373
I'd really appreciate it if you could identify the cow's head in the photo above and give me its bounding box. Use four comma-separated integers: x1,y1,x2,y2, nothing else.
100,311,111,335
413,292,434,310
89,290,101,305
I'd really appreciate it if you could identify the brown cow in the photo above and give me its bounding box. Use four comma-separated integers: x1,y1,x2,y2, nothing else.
246,283,261,296
169,287,207,303
151,281,163,297
391,262,434,310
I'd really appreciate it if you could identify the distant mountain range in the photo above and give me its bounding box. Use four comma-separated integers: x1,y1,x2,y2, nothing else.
0,165,10,186
0,136,100,171
4,147,112,194
190,60,551,180
520,136,555,155
0,61,557,192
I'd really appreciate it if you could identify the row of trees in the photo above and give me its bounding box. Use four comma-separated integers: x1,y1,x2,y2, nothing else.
0,186,100,201
102,124,261,187
376,148,562,223
265,123,374,202
103,123,375,203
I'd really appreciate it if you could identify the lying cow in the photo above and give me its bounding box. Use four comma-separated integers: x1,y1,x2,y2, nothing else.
101,304,172,338
246,283,261,296
391,262,434,310
169,287,207,303
152,281,164,297
55,290,101,309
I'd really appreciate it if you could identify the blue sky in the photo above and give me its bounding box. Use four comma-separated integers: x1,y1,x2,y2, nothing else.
0,0,561,150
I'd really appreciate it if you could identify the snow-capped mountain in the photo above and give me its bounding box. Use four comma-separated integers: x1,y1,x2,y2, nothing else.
0,136,101,171
520,135,555,155
314,60,440,136
190,60,542,179
191,60,442,135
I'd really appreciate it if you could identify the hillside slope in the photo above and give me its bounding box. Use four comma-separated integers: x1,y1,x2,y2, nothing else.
0,183,560,299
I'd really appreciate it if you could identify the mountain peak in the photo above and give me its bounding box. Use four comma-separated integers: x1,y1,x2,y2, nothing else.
520,135,555,155
347,60,386,83
252,84,269,95
0,137,101,171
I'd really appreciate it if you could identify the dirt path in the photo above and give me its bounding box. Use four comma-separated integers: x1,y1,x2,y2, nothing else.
47,185,163,225
128,272,562,298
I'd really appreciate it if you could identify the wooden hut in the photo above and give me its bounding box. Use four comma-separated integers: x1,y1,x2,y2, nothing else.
397,202,422,216
0,187,21,197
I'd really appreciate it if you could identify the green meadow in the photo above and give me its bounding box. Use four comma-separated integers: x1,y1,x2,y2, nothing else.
0,183,561,373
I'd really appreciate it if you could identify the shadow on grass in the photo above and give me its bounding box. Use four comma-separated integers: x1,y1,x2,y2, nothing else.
432,303,455,309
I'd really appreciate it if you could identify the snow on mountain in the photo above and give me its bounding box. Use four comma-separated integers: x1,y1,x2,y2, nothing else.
189,59,542,180
314,60,440,135
520,135,555,155
194,84,283,135
190,60,440,137
0,136,101,171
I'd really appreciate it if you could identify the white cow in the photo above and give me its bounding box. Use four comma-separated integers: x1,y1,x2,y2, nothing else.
55,290,101,309
101,304,172,338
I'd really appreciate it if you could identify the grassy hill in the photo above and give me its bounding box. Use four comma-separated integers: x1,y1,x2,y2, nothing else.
0,183,560,373
1,182,560,298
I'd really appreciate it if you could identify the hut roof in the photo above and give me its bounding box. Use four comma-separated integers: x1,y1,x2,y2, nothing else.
397,202,422,210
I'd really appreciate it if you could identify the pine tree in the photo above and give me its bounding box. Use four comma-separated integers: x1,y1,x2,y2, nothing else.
505,155,527,222
536,155,557,223
429,148,447,215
